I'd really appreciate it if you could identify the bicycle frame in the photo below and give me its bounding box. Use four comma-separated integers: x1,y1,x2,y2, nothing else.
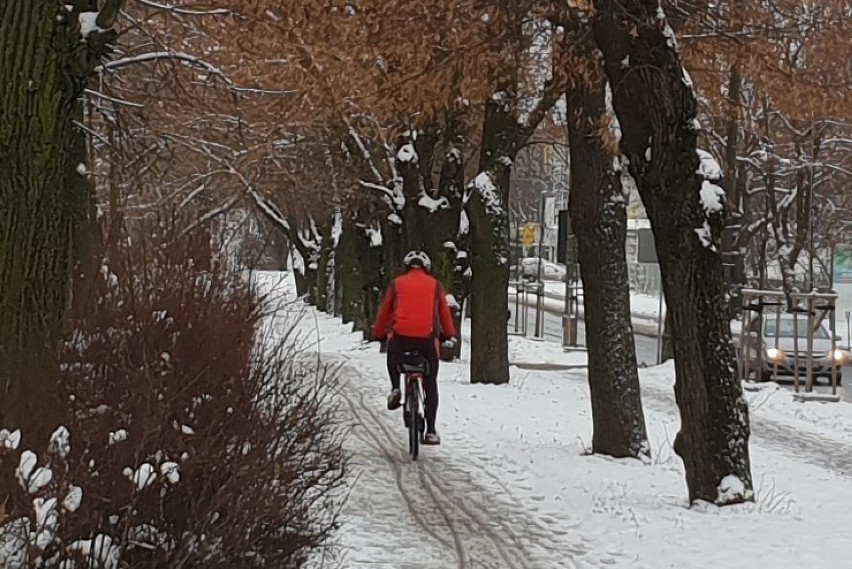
404,371,426,460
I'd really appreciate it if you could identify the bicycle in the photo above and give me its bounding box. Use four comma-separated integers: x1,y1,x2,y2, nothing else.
400,350,428,460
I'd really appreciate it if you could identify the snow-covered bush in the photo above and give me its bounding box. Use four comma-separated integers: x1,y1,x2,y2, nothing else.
0,222,345,567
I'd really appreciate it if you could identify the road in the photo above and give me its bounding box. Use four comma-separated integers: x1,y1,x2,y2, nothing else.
508,300,852,402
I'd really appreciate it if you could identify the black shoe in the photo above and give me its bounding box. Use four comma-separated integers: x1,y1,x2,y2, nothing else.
422,432,441,445
387,389,402,410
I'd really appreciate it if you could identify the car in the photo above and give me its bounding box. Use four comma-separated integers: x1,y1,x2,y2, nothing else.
514,257,566,282
738,313,847,384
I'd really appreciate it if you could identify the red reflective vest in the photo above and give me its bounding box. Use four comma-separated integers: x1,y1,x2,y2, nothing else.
372,268,457,340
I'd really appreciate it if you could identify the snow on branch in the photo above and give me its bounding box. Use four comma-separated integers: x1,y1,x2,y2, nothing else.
84,88,144,108
95,51,233,86
347,126,385,184
132,0,231,15
248,188,291,233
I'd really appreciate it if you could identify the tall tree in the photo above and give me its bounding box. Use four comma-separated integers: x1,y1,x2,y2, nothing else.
592,0,754,504
564,32,650,459
0,0,123,430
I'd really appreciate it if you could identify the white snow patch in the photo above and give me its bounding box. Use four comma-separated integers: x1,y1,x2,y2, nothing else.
48,426,71,459
604,82,622,142
396,143,418,164
472,172,502,217
717,474,752,504
696,149,723,180
78,12,103,38
130,463,157,490
366,225,382,247
160,461,181,485
700,180,726,214
387,213,403,225
458,210,470,236
694,221,716,251
656,6,678,51
108,429,128,445
418,192,450,212
63,485,83,512
75,162,90,176
33,497,59,550
0,429,21,449
67,535,121,568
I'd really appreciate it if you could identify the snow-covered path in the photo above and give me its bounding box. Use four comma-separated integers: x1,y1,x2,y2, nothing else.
255,272,852,569
334,356,621,569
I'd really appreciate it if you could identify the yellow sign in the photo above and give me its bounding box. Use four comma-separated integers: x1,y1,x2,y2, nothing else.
522,223,540,247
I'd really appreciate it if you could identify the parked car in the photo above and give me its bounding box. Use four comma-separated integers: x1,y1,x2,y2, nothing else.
512,258,566,282
738,313,846,384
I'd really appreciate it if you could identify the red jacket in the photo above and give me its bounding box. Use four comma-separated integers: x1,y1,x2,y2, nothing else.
372,268,457,341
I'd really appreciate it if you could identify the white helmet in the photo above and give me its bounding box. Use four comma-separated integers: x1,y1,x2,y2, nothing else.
403,250,432,271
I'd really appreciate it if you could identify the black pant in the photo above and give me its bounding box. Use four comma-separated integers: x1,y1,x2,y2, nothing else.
387,336,439,433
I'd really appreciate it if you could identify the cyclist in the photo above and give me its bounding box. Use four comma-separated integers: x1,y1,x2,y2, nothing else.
372,251,457,445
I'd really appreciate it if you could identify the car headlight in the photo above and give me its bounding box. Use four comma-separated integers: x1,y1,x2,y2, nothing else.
766,348,785,361
829,349,847,364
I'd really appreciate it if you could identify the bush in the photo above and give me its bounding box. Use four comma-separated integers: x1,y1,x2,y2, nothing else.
0,221,345,568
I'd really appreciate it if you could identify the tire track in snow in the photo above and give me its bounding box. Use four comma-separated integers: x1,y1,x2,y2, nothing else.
340,391,467,568
337,357,561,569
347,388,525,569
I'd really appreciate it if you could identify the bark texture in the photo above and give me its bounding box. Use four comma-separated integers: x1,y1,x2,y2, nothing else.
565,68,650,459
468,97,514,384
0,1,120,429
592,0,753,504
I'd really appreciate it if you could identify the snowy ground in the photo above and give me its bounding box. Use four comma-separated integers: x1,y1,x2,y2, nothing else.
256,271,852,568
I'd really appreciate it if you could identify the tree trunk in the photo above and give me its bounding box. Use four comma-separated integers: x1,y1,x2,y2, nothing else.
723,61,742,208
0,1,119,431
436,115,469,361
468,96,514,384
566,66,650,459
592,1,753,504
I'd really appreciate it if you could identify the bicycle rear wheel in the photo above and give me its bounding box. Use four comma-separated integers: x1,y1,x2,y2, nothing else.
407,391,419,461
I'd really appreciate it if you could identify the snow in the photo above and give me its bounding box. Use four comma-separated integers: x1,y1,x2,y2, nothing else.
33,497,58,550
700,180,726,214
604,82,623,144
387,212,402,225
108,429,128,445
458,210,469,235
694,220,716,251
472,172,502,217
417,192,450,212
656,6,678,51
395,143,417,164
717,474,751,504
249,270,852,569
67,535,120,568
366,225,382,247
63,485,83,512
160,462,181,484
48,426,71,458
697,148,723,180
78,12,103,38
0,518,28,567
130,463,157,490
0,429,21,449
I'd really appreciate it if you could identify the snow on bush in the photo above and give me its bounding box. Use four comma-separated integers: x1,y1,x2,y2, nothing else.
0,219,345,568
